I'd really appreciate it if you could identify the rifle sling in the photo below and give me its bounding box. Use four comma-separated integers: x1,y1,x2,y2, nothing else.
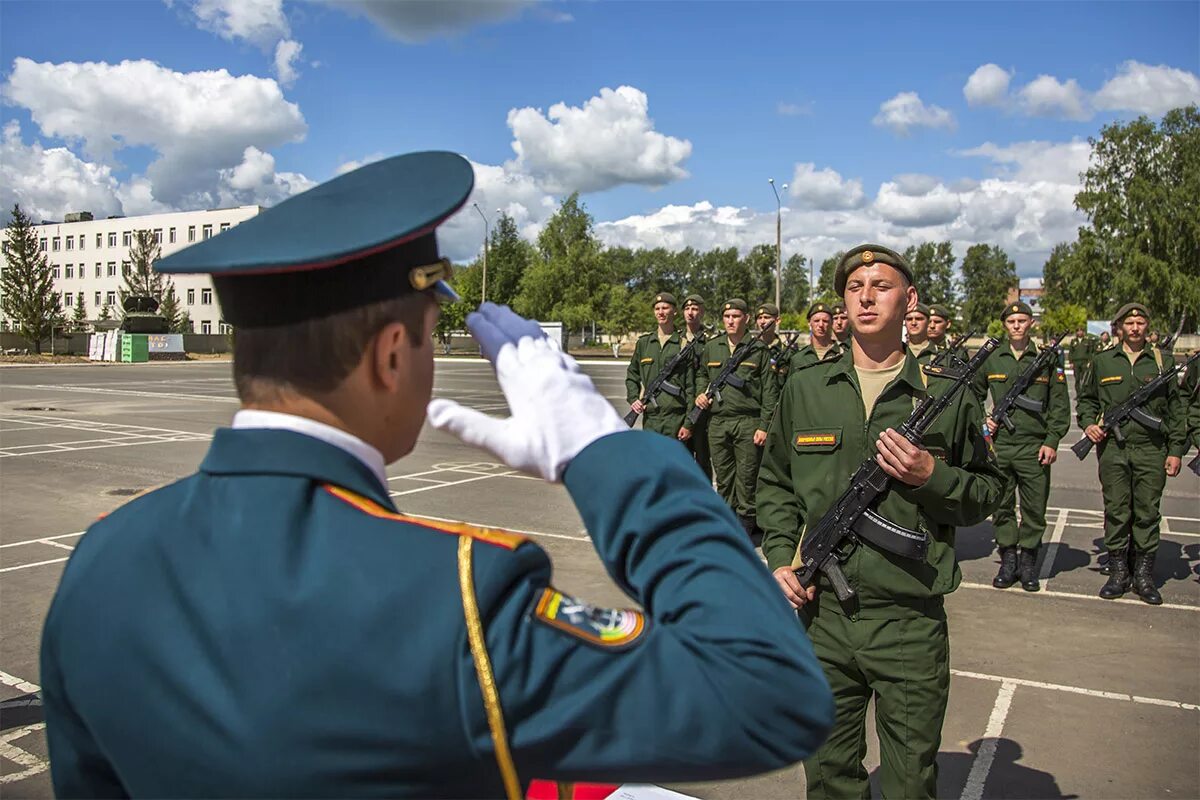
853,508,929,560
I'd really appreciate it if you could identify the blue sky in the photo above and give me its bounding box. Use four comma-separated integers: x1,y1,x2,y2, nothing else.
2,1,1198,276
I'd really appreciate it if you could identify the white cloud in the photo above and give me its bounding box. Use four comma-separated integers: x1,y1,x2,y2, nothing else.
964,63,1012,107
506,85,692,194
0,121,122,224
216,146,316,207
1094,60,1200,115
324,0,532,43
875,181,962,227
3,58,307,208
333,152,388,176
273,39,303,87
957,139,1092,186
872,91,956,136
1017,74,1090,120
776,101,813,117
437,160,558,261
187,0,290,47
789,163,864,210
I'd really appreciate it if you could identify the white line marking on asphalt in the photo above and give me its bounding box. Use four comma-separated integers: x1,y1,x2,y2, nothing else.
1,384,238,402
951,669,1198,711
0,556,70,573
390,470,521,497
0,723,49,785
0,670,41,693
1039,507,1069,584
0,531,84,549
957,581,1198,611
960,681,1016,800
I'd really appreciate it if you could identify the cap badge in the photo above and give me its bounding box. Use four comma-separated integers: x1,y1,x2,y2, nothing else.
410,259,453,291
861,250,874,263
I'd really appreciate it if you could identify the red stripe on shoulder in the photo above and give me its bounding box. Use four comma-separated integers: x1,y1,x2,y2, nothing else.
322,485,526,550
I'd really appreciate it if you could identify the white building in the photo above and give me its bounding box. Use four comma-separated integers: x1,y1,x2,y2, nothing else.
2,206,261,334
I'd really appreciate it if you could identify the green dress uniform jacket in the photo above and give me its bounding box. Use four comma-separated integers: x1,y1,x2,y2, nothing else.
694,333,777,429
969,340,1071,550
758,352,1003,614
1075,346,1187,555
787,340,846,372
625,330,691,436
1068,334,1098,370
41,429,834,797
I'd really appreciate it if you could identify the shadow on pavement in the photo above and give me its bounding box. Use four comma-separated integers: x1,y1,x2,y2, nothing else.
932,738,1077,799
1039,542,1092,579
955,521,997,563
1090,536,1199,588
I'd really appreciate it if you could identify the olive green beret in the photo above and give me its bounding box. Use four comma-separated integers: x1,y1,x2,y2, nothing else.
1001,301,1033,320
683,294,705,308
807,302,832,319
831,303,846,315
908,303,930,318
652,292,677,307
928,304,952,321
722,298,749,313
1113,302,1149,322
835,244,914,295
756,302,780,317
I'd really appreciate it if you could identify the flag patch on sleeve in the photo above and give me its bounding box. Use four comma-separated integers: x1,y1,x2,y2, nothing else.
533,588,646,649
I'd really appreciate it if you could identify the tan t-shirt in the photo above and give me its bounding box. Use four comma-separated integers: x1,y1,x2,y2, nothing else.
1010,343,1027,360
813,341,834,360
908,340,930,357
657,329,673,348
855,359,907,419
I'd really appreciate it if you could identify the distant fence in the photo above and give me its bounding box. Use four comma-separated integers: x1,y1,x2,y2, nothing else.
1,332,231,356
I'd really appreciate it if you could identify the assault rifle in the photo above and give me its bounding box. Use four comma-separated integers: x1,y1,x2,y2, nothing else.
793,337,1001,601
686,319,776,426
624,326,712,427
1071,350,1200,460
928,329,976,369
1159,312,1185,353
991,332,1067,433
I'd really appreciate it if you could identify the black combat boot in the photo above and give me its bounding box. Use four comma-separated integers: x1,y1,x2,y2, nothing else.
992,547,1018,588
1132,551,1162,605
1018,548,1040,592
1099,549,1132,599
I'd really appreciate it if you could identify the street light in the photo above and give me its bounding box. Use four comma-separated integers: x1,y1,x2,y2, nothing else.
768,178,788,309
472,203,489,304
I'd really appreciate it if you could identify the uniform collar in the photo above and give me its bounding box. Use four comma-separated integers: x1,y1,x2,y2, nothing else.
1004,339,1038,359
828,348,927,393
199,425,395,510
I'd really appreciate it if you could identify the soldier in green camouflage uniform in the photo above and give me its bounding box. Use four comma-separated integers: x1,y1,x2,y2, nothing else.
831,302,851,346
759,245,1002,800
1185,352,1200,462
693,299,777,538
789,302,846,371
971,301,1070,592
625,293,692,440
904,303,937,365
1068,327,1099,396
682,294,712,481
1077,303,1186,605
928,304,968,363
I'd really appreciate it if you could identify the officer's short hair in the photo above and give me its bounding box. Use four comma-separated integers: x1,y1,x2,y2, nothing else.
233,292,432,403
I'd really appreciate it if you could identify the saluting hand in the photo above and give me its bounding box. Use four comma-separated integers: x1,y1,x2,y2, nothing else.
774,567,817,609
874,428,935,486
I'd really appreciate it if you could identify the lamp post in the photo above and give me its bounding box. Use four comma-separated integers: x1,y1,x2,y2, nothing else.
768,179,787,309
472,203,489,304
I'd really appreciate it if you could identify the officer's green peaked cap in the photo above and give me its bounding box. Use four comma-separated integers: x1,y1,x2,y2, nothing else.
835,244,914,295
155,151,474,328
1113,302,1149,322
1001,301,1033,320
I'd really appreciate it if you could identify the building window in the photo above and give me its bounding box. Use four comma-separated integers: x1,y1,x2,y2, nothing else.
202,224,213,240
219,322,232,335
65,236,74,250
107,232,117,247
65,293,74,307
122,231,131,247
94,291,102,306
79,234,85,250
107,262,117,277
219,222,230,232
96,233,103,248
169,227,177,244
95,263,101,278
40,238,47,251
201,288,213,304
188,226,196,243
201,321,212,334
105,291,116,306
65,264,74,278
52,266,60,279
52,237,61,251
153,229,162,244
122,262,130,276
187,288,195,305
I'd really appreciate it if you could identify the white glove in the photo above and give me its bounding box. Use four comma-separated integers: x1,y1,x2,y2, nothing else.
427,303,628,482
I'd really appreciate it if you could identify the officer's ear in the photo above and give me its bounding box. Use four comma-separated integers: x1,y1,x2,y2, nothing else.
368,295,438,393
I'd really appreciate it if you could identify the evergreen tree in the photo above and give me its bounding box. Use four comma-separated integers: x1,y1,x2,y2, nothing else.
98,303,112,322
902,241,958,307
158,285,182,331
1,204,63,353
174,310,192,334
485,213,534,308
959,244,1017,333
71,293,88,333
120,229,174,312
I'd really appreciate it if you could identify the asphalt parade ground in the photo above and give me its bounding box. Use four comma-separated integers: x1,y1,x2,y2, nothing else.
1,359,1197,798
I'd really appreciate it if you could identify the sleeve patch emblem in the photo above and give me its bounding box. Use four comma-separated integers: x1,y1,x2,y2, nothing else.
533,588,646,649
1056,369,1066,382
795,434,837,446
1100,375,1124,385
1034,376,1049,384
640,357,654,364
987,373,1007,381
707,361,723,367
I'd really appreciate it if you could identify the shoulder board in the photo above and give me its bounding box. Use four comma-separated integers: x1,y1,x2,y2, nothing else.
323,485,526,550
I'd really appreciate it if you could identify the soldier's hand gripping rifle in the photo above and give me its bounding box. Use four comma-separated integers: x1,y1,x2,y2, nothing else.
624,326,712,427
928,329,976,369
1071,349,1200,460
686,320,776,426
990,332,1067,434
792,337,1001,602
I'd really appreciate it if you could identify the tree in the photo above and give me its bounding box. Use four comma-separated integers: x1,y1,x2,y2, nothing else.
98,303,112,322
1073,105,1199,328
740,244,778,306
1040,238,1110,317
1040,302,1088,338
515,194,606,334
959,244,1017,333
902,242,957,307
158,285,182,332
120,229,175,314
174,310,192,334
1,204,63,353
815,252,843,300
781,253,810,313
435,262,482,348
486,213,534,308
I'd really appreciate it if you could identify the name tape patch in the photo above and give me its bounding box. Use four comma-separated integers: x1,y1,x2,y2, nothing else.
639,357,654,364
795,433,837,446
534,588,646,649
1101,375,1124,385
987,373,1008,381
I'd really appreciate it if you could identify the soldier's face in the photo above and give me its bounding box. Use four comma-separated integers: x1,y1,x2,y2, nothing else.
1005,313,1032,340
928,315,948,339
844,264,916,339
683,304,703,325
723,309,747,335
1122,316,1147,344
904,312,928,339
808,312,831,339
757,312,778,333
653,302,674,325
832,312,849,333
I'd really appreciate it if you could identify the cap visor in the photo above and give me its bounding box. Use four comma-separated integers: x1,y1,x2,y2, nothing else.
433,280,460,303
